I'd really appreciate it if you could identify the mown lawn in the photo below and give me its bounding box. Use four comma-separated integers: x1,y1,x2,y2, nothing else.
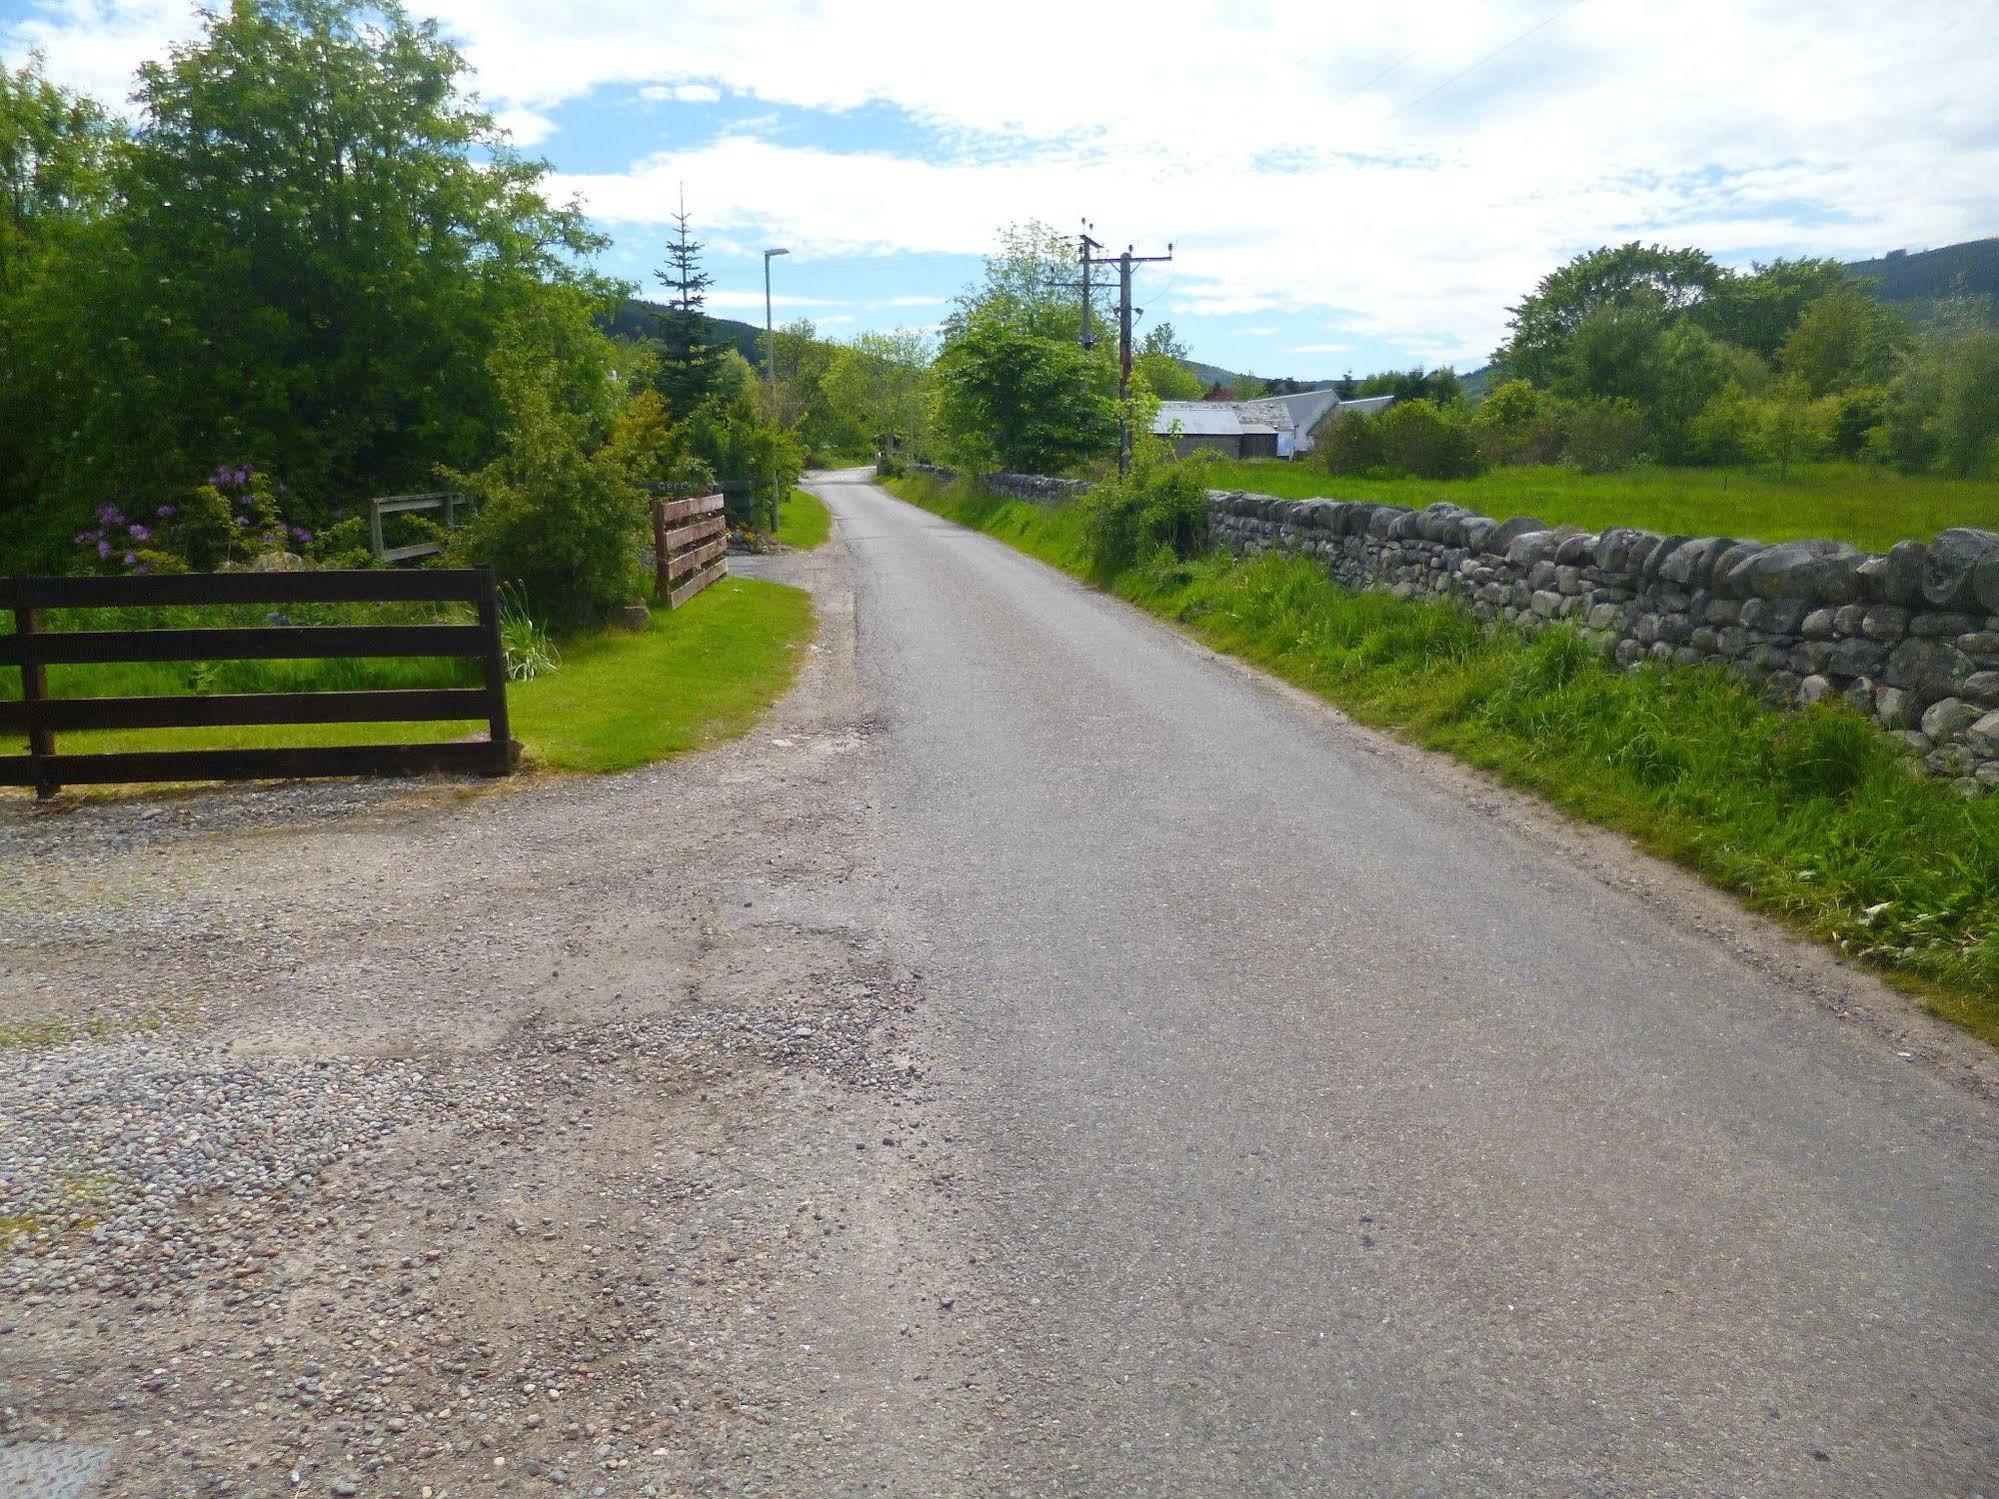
885,472,1999,1044
777,487,833,550
1197,459,1999,553
1,577,813,776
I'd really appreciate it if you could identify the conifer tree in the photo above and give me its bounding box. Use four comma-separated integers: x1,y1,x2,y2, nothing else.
655,187,727,414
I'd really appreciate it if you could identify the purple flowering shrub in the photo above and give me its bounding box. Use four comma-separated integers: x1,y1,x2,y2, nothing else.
73,465,308,573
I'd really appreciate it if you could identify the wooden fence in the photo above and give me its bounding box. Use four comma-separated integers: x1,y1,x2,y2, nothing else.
1,568,517,798
368,492,472,563
653,492,728,609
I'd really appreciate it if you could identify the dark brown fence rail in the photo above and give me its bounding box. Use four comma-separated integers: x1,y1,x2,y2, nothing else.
2,567,517,798
652,492,728,609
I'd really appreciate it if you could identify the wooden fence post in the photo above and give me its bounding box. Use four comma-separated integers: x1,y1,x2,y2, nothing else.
473,566,515,775
652,496,669,599
13,586,58,799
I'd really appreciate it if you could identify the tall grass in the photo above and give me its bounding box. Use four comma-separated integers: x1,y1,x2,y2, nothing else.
887,472,1999,1041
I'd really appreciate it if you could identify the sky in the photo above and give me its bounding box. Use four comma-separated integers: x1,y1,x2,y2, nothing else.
5,0,1996,380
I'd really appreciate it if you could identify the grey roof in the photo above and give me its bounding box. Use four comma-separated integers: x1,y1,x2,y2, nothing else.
1152,400,1248,436
1336,394,1396,417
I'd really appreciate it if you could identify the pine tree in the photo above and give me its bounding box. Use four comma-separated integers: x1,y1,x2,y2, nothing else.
655,187,726,414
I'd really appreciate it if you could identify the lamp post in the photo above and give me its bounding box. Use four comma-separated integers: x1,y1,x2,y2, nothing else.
763,247,789,534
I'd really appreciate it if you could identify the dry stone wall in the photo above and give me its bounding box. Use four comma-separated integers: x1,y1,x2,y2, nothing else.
908,464,1089,505
885,463,1999,793
1210,491,1999,795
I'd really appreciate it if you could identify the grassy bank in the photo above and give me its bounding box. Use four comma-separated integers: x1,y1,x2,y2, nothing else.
885,472,1999,1043
2,578,813,776
778,487,833,550
1197,459,1999,554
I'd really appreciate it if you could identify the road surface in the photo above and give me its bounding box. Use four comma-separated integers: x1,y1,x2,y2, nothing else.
813,466,1999,1494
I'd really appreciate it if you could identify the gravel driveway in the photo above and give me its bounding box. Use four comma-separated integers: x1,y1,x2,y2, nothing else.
1,542,991,1496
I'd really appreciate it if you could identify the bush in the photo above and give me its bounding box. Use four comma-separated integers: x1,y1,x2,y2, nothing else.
1472,380,1564,466
1079,443,1213,578
1319,409,1386,475
875,452,907,479
449,345,647,631
1374,399,1484,479
1562,395,1650,473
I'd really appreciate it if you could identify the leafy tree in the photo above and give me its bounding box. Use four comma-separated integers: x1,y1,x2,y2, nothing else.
1697,257,1848,357
1354,366,1462,404
1562,396,1650,473
771,317,867,461
1472,379,1564,465
1650,321,1736,460
1134,350,1204,402
448,312,648,629
824,329,933,459
655,192,730,414
68,0,614,519
0,58,123,558
932,304,1117,473
944,220,1084,345
1550,298,1670,406
1779,282,1902,396
678,349,806,524
1878,300,1999,476
1495,242,1725,384
1231,371,1270,400
1752,380,1836,479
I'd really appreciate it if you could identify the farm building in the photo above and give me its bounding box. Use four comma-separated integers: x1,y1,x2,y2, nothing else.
1151,391,1396,459
1150,401,1280,459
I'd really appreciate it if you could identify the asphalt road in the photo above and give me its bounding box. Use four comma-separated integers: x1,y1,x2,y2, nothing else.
811,468,1999,1496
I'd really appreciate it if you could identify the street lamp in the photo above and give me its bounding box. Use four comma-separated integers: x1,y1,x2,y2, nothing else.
764,247,789,533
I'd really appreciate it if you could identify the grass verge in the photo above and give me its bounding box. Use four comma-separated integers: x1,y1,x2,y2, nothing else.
778,487,833,550
1196,459,1999,554
2,578,814,777
885,472,1999,1043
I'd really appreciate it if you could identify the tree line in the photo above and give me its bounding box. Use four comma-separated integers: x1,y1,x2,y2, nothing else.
1319,243,1999,482
0,0,937,626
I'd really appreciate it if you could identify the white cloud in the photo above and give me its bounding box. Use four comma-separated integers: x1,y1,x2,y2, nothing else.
1243,327,1279,337
881,294,947,307
640,81,721,103
493,106,556,144
9,0,1996,362
1287,343,1352,354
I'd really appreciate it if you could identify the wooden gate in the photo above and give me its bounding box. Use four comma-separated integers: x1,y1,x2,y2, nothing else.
2,567,517,798
653,492,728,609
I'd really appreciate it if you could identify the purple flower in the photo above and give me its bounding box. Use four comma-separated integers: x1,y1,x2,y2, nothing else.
96,503,124,526
237,515,254,526
290,526,312,544
97,539,112,558
128,523,152,542
122,551,137,567
134,561,152,576
74,530,94,545
210,465,231,485
156,504,177,519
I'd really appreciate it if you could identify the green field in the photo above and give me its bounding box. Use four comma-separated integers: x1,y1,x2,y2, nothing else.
777,487,834,550
1197,460,1999,554
2,578,814,777
886,472,1999,1043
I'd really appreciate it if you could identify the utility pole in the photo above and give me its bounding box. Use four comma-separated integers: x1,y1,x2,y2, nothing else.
1108,241,1173,479
1048,223,1173,478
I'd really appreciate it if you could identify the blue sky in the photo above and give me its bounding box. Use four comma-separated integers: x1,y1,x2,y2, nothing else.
7,0,1997,380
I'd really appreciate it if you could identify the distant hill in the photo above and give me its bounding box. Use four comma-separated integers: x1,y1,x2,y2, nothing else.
610,298,772,368
1846,237,1999,307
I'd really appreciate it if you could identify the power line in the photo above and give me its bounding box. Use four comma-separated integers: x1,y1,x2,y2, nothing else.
1384,0,1590,123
